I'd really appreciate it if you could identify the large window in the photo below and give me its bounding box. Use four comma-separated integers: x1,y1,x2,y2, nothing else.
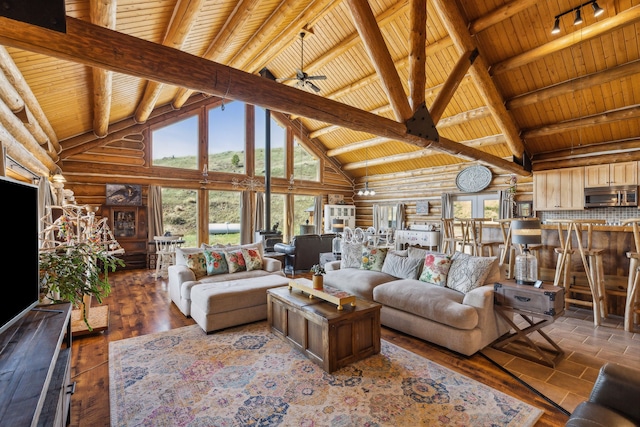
293,136,320,181
453,194,499,220
208,102,245,174
208,190,241,245
161,187,197,246
255,107,285,178
293,195,316,231
152,115,198,170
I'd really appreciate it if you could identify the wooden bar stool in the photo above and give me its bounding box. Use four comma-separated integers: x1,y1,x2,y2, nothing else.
620,219,640,331
495,218,516,279
441,218,462,255
548,219,607,326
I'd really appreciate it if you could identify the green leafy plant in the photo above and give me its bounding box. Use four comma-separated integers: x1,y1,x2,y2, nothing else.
39,242,124,329
310,264,325,275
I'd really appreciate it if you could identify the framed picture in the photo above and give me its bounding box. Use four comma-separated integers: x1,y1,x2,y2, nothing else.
106,184,142,206
416,200,429,214
515,201,533,218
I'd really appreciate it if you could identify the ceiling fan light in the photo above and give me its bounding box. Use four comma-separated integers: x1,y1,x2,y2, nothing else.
573,8,583,25
551,17,561,34
592,1,604,17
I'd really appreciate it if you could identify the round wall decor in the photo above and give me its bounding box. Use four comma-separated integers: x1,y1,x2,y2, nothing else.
455,165,492,193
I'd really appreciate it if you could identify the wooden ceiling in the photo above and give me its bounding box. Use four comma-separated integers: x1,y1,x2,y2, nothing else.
1,0,639,181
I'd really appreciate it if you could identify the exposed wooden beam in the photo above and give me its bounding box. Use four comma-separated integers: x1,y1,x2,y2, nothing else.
135,0,206,123
326,136,390,157
90,0,116,138
468,0,538,34
172,0,262,109
431,0,526,160
0,15,526,175
347,0,413,122
491,4,640,75
408,0,427,111
0,124,50,175
429,49,477,124
534,149,640,171
523,104,640,139
534,138,640,163
507,58,640,110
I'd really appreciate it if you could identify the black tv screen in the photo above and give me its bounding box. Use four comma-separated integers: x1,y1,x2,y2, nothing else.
0,176,40,335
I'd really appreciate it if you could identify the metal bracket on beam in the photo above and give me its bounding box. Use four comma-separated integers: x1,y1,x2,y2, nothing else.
405,103,439,142
513,152,532,172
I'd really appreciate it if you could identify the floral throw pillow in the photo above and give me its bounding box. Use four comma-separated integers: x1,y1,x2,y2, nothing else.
185,252,207,277
224,249,247,273
203,249,228,275
241,247,263,271
446,253,497,293
418,252,452,286
360,247,388,271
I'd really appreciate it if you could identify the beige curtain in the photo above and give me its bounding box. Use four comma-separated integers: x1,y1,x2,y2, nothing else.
314,195,322,234
241,190,252,244
254,192,264,233
285,194,294,242
148,185,163,239
38,178,55,248
395,203,405,231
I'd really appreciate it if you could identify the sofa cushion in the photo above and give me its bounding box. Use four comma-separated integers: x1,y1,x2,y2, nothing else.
241,247,263,271
373,279,479,330
203,249,229,275
360,246,388,271
176,247,204,266
224,249,247,273
185,252,207,277
324,267,396,300
381,252,422,280
418,252,452,287
447,253,497,294
341,242,365,269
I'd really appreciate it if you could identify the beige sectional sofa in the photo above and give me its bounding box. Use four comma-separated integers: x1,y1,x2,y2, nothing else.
324,246,509,356
168,242,290,332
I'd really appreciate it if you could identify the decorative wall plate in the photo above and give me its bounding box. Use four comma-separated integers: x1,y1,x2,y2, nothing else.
455,165,492,193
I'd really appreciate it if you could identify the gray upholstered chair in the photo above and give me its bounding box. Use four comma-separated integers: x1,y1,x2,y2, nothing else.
274,234,335,276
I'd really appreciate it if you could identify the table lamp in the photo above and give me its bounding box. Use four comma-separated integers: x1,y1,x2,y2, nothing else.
511,218,542,285
331,219,344,255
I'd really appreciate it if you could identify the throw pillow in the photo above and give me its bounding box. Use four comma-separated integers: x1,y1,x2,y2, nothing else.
408,246,430,260
203,249,228,275
381,252,423,280
360,247,388,271
418,252,452,286
341,242,364,269
241,247,263,271
224,249,247,273
446,253,497,293
185,252,207,277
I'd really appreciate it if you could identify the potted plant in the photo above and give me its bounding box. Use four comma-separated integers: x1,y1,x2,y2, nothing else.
39,205,125,330
310,264,325,290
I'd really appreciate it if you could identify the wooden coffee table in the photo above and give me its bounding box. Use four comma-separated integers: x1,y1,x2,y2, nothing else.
267,283,381,373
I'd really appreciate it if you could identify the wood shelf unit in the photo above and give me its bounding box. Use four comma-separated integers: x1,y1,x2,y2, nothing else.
0,303,73,426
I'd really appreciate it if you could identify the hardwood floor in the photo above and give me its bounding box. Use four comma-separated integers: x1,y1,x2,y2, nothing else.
69,268,639,427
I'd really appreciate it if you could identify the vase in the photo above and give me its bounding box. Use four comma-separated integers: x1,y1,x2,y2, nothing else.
312,274,323,290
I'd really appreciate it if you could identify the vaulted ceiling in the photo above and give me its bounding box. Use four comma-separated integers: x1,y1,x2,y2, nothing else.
1,0,639,181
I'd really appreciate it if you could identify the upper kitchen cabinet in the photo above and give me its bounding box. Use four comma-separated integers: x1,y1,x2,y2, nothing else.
584,162,638,188
534,167,585,211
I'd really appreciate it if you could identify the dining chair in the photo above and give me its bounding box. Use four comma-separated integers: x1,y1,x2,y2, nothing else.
154,235,182,279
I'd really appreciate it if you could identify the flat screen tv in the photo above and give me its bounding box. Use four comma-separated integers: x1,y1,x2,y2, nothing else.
0,176,40,336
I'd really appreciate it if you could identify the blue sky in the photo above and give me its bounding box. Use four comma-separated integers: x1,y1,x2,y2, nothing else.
152,101,285,159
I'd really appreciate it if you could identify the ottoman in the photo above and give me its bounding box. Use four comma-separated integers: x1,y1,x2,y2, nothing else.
190,275,291,333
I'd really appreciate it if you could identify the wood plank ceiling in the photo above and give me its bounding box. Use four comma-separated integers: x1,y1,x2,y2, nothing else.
0,0,639,181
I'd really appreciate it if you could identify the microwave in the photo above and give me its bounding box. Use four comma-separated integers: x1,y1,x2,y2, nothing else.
584,185,638,208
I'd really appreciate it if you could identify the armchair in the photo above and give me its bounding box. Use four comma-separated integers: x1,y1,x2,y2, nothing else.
274,233,335,276
565,362,640,426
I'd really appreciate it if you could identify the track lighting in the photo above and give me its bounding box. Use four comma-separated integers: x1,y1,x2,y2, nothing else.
551,0,604,34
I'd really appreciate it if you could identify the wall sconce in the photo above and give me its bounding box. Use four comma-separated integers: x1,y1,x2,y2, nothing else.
551,0,604,34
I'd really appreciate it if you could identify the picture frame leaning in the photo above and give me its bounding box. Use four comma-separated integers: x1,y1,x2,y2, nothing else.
106,184,142,206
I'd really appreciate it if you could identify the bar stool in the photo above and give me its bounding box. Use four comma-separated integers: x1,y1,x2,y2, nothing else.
549,219,607,326
495,219,517,279
441,218,461,255
620,219,640,331
154,235,181,279
473,218,503,257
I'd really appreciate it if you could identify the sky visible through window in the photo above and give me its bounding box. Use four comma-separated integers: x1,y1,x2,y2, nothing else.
152,102,284,159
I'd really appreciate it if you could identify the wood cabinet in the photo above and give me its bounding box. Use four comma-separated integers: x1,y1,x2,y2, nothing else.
103,206,148,269
584,162,638,187
534,167,584,211
0,303,73,426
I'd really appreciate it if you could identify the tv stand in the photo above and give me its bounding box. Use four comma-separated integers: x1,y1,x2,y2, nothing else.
0,303,73,426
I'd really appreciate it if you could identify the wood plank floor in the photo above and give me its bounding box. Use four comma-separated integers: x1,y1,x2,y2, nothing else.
68,268,639,427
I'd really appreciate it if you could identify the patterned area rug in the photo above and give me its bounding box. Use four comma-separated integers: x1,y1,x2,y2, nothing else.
109,322,543,426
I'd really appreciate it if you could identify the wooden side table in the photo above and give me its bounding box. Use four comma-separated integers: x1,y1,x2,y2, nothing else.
493,280,565,367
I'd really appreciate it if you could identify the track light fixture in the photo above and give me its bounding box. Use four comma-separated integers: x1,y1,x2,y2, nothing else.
551,0,604,34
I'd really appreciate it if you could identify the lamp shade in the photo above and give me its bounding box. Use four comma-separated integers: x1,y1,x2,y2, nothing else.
511,218,542,246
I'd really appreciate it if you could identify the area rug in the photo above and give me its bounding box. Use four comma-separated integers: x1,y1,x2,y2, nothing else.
109,322,543,426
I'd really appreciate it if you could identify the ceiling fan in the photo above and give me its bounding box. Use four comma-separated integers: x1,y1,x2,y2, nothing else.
277,32,326,93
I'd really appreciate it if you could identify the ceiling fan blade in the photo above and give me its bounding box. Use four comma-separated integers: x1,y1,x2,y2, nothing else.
305,75,326,81
306,81,321,93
